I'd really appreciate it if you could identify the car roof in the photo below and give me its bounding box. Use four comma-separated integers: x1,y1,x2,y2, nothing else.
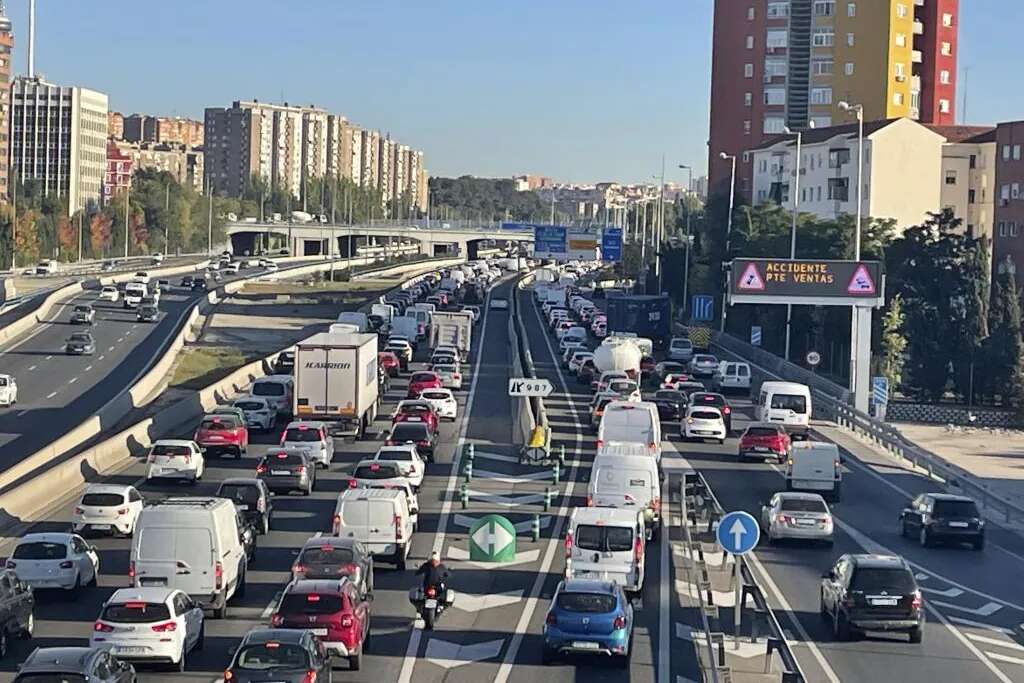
572,506,641,525
285,578,350,595
21,647,98,673
340,487,406,501
560,579,619,595
377,444,418,454
847,554,911,570
219,477,264,488
775,492,828,502
82,483,132,495
688,405,723,415
300,536,356,551
285,420,327,430
107,586,177,604
234,396,269,404
18,532,74,544
241,628,308,645
153,439,194,447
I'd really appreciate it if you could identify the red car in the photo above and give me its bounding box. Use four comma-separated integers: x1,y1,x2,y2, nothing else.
392,400,440,434
407,371,442,398
738,423,791,462
271,578,370,671
378,351,401,377
194,413,248,458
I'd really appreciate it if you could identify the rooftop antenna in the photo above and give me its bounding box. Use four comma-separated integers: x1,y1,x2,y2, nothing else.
27,0,34,78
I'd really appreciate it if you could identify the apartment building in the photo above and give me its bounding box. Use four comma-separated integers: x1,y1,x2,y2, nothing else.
992,122,1024,278
107,111,124,140
360,129,380,192
378,137,394,207
929,125,996,241
708,0,959,201
123,114,204,147
11,78,108,215
0,8,12,200
103,140,132,204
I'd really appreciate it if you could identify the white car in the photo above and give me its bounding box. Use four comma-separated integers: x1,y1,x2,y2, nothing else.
99,286,119,303
150,253,165,265
419,388,458,420
91,587,205,668
605,379,642,403
435,345,463,363
281,421,334,468
133,271,151,284
351,460,421,525
72,484,144,536
7,532,99,591
433,363,463,390
226,262,241,274
372,444,426,491
683,405,727,444
146,440,205,483
568,351,594,375
264,261,279,273
0,374,16,406
232,396,278,431
760,492,834,546
490,298,509,310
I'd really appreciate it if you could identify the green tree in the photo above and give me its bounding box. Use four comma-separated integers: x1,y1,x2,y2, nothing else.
982,267,1024,409
879,294,908,392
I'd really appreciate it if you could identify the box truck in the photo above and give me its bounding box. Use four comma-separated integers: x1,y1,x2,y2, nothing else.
605,294,671,341
430,311,473,354
293,332,379,438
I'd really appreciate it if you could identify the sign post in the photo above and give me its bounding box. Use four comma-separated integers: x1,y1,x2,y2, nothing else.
469,515,517,562
508,378,554,398
716,511,760,649
806,350,821,370
873,376,890,420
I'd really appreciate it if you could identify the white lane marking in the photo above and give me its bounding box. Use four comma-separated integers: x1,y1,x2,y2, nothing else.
927,604,1014,682
125,330,131,336
987,652,1024,667
45,355,52,360
493,289,585,683
967,634,1024,652
108,346,115,352
84,365,92,372
27,365,35,371
116,338,124,343
97,355,105,361
932,600,1002,617
396,283,496,683
922,586,965,598
260,593,281,619
45,391,57,399
68,377,78,385
425,638,504,669
950,617,1016,635
15,410,27,417
660,452,673,681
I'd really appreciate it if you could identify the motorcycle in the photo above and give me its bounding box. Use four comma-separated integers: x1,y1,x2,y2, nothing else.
408,584,456,630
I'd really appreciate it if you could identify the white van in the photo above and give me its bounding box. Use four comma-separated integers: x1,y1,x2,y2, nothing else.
250,376,294,418
130,498,246,618
588,453,663,540
565,507,646,593
714,361,752,393
786,441,842,501
336,311,369,332
332,488,413,569
597,440,656,460
597,401,662,460
758,381,812,437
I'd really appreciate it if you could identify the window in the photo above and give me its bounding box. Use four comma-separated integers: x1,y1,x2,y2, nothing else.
745,92,753,107
828,177,850,201
999,221,1007,237
766,30,788,49
896,3,907,17
1002,184,1012,202
746,35,755,49
939,69,951,85
764,116,786,134
1015,145,1022,161
813,59,834,75
1005,145,1013,161
945,170,957,185
816,186,822,201
829,148,851,167
895,63,906,79
767,1,790,17
813,28,835,47
744,63,754,78
747,6,756,20
1014,222,1021,237
969,154,977,169
813,0,835,15
742,151,751,162
1014,183,1021,199
968,189,976,204
893,92,905,106
942,12,954,27
895,33,906,47
848,2,856,16
744,120,752,134
811,87,833,105
759,159,768,173
845,62,855,76
764,88,786,105
939,99,950,113
765,58,788,78
811,115,833,128
757,189,767,202
847,33,855,46
942,41,952,56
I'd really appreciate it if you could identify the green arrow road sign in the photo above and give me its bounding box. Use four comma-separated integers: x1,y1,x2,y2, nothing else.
468,514,516,562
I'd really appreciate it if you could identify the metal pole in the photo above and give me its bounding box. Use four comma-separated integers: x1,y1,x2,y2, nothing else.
680,165,693,317
854,107,864,261
78,211,83,262
207,178,213,254
123,183,130,259
734,556,742,649
656,156,666,293
550,189,556,224
721,154,736,332
165,183,171,255
784,130,802,361
11,166,16,270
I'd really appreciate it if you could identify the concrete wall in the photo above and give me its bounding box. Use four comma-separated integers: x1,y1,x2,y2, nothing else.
869,118,945,230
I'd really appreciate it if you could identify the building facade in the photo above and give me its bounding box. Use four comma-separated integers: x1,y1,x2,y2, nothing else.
107,111,123,140
103,140,133,204
0,7,12,201
992,122,1024,278
929,125,996,241
11,78,108,214
122,114,203,146
708,0,959,201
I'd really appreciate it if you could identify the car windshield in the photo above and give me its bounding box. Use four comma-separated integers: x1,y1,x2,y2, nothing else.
933,500,980,517
284,428,321,443
235,643,312,671
265,453,303,467
102,601,172,623
279,593,343,615
69,334,91,343
81,493,123,507
780,498,828,513
200,419,235,431
411,373,437,383
655,391,683,402
218,484,260,504
234,400,265,411
693,394,725,406
435,365,457,374
355,463,402,479
299,546,354,565
13,542,67,560
151,444,191,456
378,449,414,461
73,306,90,313
252,382,285,397
421,391,449,400
771,394,807,413
747,427,782,437
391,424,429,440
695,355,717,363
556,592,617,613
671,339,692,349
850,568,916,593
574,524,634,552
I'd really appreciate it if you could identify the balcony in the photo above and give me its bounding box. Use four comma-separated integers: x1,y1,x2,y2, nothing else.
913,20,924,35
912,50,923,63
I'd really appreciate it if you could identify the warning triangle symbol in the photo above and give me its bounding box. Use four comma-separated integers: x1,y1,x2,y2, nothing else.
847,264,876,295
737,263,766,291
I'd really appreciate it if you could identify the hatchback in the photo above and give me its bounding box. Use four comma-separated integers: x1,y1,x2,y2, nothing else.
386,422,435,462
72,484,145,537
542,579,633,667
378,351,401,377
146,440,205,483
407,372,443,398
392,400,440,434
650,390,687,423
292,537,374,597
271,579,370,670
90,587,205,671
349,461,420,522
433,363,463,390
232,396,278,432
14,647,135,683
689,392,733,433
257,451,317,495
8,533,99,592
739,423,791,462
820,554,923,642
419,388,458,420
194,414,248,458
280,421,334,468
371,444,426,490
225,628,331,683
217,477,274,535
683,406,726,444
690,354,719,377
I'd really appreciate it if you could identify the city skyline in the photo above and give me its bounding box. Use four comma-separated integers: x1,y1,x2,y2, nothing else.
4,0,1024,185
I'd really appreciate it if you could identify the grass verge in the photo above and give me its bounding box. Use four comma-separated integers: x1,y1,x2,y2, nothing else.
170,346,261,390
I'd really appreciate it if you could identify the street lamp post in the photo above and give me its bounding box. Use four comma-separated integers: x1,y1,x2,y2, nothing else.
123,183,130,259
839,101,865,259
678,164,693,318
839,100,867,410
719,152,737,332
782,123,813,360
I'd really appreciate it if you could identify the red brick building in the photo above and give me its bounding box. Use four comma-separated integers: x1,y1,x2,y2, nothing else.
103,140,133,204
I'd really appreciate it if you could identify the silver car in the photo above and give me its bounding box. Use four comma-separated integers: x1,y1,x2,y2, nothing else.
760,492,834,546
667,337,694,363
433,363,463,390
690,354,719,377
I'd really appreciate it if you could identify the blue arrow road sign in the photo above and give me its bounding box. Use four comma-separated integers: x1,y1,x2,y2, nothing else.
873,376,889,405
692,294,714,322
601,228,623,261
716,511,760,555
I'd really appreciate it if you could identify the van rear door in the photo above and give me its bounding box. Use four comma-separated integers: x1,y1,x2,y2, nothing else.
366,499,398,548
569,522,638,586
136,527,214,595
591,466,656,509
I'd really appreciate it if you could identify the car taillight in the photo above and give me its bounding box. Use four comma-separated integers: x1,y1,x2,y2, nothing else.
301,671,318,683
152,621,177,632
776,514,795,525
93,621,114,632
271,613,283,627
293,564,305,575
454,374,461,379
341,562,358,576
649,497,661,512
117,508,128,515
723,406,731,414
215,561,223,590
596,439,603,448
297,465,307,475
426,586,437,598
257,498,266,512
648,442,657,451
147,455,156,463
4,561,14,569
128,561,134,579
349,479,358,489
565,532,574,556
59,560,74,569
613,615,626,630
184,454,191,464
257,464,268,474
418,440,429,446
546,612,557,626
224,670,234,681
395,514,404,541
634,538,644,563
74,507,84,515
911,591,922,610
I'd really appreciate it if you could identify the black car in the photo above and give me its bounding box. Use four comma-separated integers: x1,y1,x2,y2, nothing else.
224,628,330,683
218,477,273,535
820,554,923,643
14,647,135,682
256,450,317,495
292,536,374,596
180,275,194,288
0,569,33,651
191,278,208,292
386,421,435,461
899,493,984,550
274,350,296,375
651,389,687,422
689,392,732,433
65,332,96,355
136,303,159,322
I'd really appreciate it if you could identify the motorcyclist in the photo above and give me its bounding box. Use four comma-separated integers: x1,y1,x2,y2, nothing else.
415,552,451,602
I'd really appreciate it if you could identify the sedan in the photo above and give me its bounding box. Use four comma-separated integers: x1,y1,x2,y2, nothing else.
7,532,99,592
65,332,96,355
90,587,204,670
257,450,317,495
760,492,834,546
433,363,463,390
407,371,443,399
419,388,458,420
542,579,633,668
292,537,374,597
99,286,119,303
690,354,720,377
651,390,687,422
72,484,144,537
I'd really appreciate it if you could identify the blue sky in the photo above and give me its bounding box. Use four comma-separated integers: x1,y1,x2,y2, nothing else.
8,0,1023,184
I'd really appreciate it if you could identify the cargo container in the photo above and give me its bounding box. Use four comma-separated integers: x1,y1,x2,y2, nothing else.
293,333,379,438
605,294,671,341
429,311,473,354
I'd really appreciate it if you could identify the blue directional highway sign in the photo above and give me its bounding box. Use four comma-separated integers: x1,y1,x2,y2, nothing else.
716,510,760,555
692,294,714,322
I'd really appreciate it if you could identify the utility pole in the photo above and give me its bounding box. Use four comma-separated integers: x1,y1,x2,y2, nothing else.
679,164,693,317
77,210,83,262
165,182,171,255
656,156,666,293
123,183,130,259
11,165,16,270
719,152,737,333
207,178,214,254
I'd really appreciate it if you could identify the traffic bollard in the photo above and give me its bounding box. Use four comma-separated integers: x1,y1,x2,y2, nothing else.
559,444,566,463
552,464,560,485
460,484,469,509
464,462,473,481
532,514,541,542
466,443,475,462
544,488,553,511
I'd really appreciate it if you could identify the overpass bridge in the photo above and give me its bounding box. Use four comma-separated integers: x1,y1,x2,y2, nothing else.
225,219,534,259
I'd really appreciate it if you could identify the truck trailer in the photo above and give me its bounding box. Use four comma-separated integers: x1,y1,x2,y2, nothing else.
293,332,379,438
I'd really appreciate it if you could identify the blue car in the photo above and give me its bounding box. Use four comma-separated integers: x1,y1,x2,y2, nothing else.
542,579,633,666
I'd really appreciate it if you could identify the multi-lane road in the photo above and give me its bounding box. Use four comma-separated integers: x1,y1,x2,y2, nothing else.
5,270,1024,682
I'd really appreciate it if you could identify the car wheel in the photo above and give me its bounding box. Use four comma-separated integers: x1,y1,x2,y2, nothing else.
237,568,247,598
349,651,361,671
909,625,923,644
900,519,909,538
819,592,829,620
919,527,930,548
260,516,270,535
834,612,851,641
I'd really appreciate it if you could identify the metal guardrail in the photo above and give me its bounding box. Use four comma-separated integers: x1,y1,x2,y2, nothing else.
710,329,1024,526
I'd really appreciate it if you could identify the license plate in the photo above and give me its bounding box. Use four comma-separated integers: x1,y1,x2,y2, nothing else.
310,628,328,636
425,599,438,609
797,520,816,526
753,447,770,452
116,647,147,654
573,641,600,650
237,504,249,511
870,598,898,606
140,577,167,586
272,470,290,475
695,430,712,435
948,521,969,528
91,524,111,531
